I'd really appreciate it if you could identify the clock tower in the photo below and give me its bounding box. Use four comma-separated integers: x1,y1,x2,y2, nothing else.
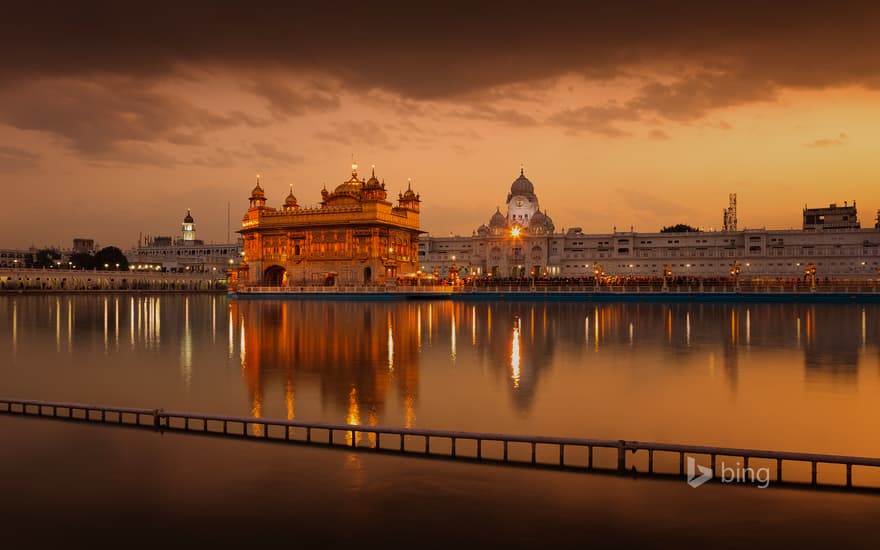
506,168,538,227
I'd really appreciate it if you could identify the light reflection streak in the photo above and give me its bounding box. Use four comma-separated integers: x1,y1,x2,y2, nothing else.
240,316,246,365
181,297,192,388
628,322,634,345
585,316,589,343
428,304,433,345
686,312,691,346
346,387,362,446
594,306,599,350
471,305,476,346
228,309,234,358
67,299,72,352
450,309,456,361
211,297,216,343
510,317,521,389
114,297,119,349
11,300,16,357
387,316,394,371
286,380,295,420
796,316,801,346
416,305,422,349
129,297,135,348
55,298,60,352
746,308,751,346
862,308,867,347
103,298,108,352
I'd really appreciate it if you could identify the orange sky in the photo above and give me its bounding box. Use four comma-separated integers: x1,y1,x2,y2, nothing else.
2,2,880,248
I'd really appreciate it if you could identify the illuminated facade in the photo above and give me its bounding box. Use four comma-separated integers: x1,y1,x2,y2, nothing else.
236,164,421,286
420,170,880,280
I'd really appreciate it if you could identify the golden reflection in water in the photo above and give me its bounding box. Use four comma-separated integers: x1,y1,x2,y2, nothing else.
686,312,691,346
114,297,119,349
240,316,246,366
746,308,751,346
428,303,433,345
585,315,589,343
594,306,599,350
251,389,263,437
531,307,535,341
211,297,216,343
67,299,72,352
629,322,634,345
805,307,814,346
471,305,477,346
228,309,234,358
387,314,395,371
666,307,673,343
450,308,456,361
487,307,492,340
55,297,60,352
346,387,362,446
181,297,192,389
416,305,422,349
730,308,736,346
510,317,521,389
405,391,416,428
129,297,135,348
797,316,801,346
863,308,867,347
103,297,108,352
285,379,295,420
11,300,16,357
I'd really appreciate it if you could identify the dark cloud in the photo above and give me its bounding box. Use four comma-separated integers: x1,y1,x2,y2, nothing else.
805,132,848,148
2,1,880,150
4,2,880,98
251,141,304,165
547,104,638,137
248,79,341,119
0,146,40,172
315,120,396,149
0,77,265,157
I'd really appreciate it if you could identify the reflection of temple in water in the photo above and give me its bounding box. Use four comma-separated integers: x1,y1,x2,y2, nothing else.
231,300,419,427
801,305,863,383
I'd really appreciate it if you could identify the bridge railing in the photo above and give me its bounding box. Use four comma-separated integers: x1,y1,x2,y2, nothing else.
3,397,879,490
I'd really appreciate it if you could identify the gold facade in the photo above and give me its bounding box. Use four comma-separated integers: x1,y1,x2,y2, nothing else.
236,164,421,286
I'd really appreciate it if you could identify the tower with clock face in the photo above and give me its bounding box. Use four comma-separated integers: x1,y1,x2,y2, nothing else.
506,168,539,227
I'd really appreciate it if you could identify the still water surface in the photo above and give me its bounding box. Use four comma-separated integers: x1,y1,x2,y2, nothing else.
2,294,879,454
2,295,880,545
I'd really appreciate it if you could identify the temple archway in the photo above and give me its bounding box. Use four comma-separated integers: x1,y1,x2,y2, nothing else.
363,267,372,284
264,265,287,286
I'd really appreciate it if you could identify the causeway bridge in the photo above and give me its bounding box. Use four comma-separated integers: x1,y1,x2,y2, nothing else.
3,397,879,492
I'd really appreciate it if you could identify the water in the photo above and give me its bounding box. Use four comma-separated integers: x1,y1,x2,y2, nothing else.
2,295,880,544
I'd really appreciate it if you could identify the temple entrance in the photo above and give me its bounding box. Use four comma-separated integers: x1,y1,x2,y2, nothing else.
264,265,287,286
324,272,337,286
363,267,372,284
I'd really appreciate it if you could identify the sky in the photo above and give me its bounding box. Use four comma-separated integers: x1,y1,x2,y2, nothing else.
2,1,880,249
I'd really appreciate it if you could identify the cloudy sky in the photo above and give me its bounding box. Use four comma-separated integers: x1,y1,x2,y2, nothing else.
2,1,880,249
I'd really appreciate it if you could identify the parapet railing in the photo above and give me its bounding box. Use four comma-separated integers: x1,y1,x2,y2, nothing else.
232,283,880,294
3,397,880,490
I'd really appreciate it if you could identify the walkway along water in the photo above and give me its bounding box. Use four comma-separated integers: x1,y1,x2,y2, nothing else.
3,398,880,492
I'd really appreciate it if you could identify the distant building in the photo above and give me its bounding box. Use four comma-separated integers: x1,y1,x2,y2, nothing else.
234,164,421,286
803,202,860,231
0,248,34,267
128,210,242,273
419,171,880,280
72,238,96,254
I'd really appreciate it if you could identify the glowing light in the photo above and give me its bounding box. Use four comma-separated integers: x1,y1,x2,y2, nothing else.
510,226,521,238
510,318,521,389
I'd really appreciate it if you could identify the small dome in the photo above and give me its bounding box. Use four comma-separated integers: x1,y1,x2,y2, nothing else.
530,209,555,233
489,207,507,228
183,209,194,223
510,169,535,196
250,175,265,199
477,224,490,236
284,186,298,207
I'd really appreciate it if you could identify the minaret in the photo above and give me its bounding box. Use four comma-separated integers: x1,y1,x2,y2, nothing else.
249,174,267,209
182,209,195,242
